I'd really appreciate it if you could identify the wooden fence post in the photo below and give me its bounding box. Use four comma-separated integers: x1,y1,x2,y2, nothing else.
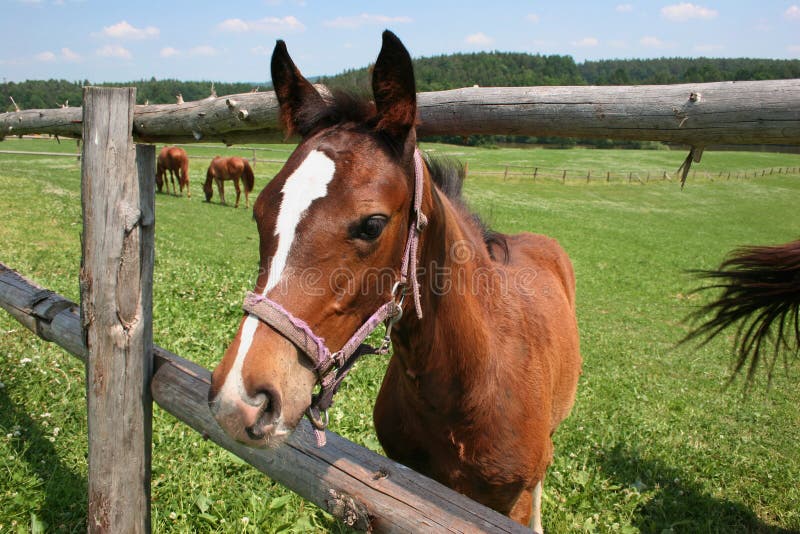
80,87,154,534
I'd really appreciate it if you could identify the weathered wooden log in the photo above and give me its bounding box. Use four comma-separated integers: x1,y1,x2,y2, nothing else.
0,262,529,533
80,87,153,534
1,79,799,145
415,80,800,145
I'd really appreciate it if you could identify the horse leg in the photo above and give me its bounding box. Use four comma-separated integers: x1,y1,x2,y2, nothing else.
170,171,177,196
509,488,534,528
531,480,543,533
216,179,226,205
233,177,241,208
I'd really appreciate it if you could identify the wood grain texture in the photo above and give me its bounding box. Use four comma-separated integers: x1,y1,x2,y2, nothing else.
2,79,799,145
80,87,153,534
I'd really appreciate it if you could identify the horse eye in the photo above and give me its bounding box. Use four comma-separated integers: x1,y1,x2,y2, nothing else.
355,215,388,241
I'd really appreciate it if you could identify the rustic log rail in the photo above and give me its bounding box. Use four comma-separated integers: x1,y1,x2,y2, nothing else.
2,79,800,146
0,261,528,533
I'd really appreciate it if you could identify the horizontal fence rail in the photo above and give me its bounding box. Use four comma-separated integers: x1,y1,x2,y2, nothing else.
2,79,800,146
0,261,529,533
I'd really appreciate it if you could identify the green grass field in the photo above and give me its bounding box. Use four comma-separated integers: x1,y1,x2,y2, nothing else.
1,138,799,533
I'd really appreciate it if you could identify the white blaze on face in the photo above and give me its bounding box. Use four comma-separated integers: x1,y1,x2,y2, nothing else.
216,150,336,406
265,149,337,294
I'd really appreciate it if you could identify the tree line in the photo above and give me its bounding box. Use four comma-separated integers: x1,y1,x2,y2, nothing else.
4,53,799,147
0,78,258,111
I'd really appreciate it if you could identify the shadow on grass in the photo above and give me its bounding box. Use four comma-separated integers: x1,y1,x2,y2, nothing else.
0,388,86,532
596,443,796,534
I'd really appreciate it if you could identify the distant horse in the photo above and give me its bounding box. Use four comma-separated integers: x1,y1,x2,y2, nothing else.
203,156,255,208
156,146,190,197
684,239,800,385
208,31,582,529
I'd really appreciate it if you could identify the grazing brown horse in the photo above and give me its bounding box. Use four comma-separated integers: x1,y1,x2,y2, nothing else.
685,239,800,385
208,31,581,529
156,146,190,197
203,156,255,208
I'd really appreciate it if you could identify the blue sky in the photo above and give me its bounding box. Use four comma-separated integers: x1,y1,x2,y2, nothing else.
2,1,800,83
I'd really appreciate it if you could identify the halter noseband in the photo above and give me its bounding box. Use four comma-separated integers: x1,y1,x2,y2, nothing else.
242,148,427,446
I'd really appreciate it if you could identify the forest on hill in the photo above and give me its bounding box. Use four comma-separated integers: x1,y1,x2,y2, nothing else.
3,53,798,146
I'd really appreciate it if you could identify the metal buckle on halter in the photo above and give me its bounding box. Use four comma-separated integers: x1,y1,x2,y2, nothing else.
378,282,407,352
415,211,428,232
306,405,329,431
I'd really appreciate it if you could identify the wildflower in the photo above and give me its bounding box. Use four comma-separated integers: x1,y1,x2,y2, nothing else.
169,512,177,520
20,358,32,364
241,517,250,525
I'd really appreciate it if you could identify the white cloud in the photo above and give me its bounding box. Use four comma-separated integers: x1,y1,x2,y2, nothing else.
788,44,800,54
616,4,633,13
33,48,81,63
465,32,493,46
35,51,56,62
323,13,412,29
572,37,599,47
218,15,305,32
661,3,718,22
61,47,81,61
250,45,270,57
527,14,540,23
160,47,180,58
101,20,159,39
640,36,666,47
785,5,800,20
96,45,132,59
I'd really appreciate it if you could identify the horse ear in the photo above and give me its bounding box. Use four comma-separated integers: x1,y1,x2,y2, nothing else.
271,40,328,137
372,31,417,150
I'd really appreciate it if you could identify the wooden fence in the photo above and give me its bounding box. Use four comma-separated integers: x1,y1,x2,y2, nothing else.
1,79,799,532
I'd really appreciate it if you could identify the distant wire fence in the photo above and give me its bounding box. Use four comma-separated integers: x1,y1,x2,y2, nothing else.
465,163,800,184
2,142,799,184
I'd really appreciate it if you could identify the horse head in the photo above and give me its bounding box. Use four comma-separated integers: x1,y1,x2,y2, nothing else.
203,159,217,202
208,31,420,447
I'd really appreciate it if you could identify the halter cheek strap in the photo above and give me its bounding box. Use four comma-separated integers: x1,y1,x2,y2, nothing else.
242,148,427,447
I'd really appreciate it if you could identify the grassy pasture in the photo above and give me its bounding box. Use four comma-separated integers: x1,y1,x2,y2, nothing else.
1,137,799,533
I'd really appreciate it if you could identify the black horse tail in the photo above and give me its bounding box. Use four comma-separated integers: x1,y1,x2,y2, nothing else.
242,160,255,193
683,239,800,385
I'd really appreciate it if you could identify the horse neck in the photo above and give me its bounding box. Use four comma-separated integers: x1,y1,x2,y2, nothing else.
391,170,498,383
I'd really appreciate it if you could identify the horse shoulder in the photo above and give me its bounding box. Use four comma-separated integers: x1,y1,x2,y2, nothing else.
497,232,582,425
504,232,576,307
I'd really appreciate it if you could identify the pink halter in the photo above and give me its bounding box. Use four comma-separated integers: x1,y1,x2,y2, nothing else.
243,148,427,446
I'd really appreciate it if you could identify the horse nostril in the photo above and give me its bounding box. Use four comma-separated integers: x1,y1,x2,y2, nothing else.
256,389,281,426
244,389,281,441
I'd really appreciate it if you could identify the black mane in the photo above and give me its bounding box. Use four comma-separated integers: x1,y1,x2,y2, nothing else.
423,154,509,263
